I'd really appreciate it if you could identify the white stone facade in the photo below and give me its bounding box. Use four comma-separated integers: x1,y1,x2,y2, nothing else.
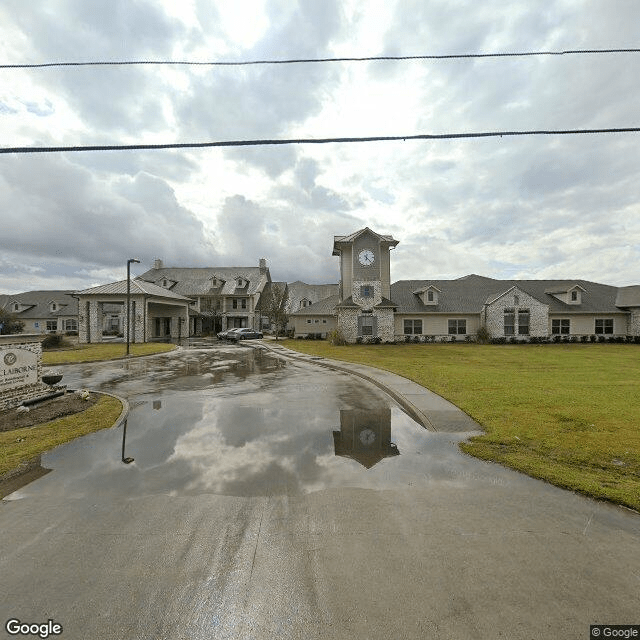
484,287,549,339
352,280,382,307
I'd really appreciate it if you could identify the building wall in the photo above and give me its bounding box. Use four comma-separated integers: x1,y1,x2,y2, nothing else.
352,280,382,308
628,308,640,335
550,314,629,336
485,288,549,338
394,314,480,337
293,315,336,337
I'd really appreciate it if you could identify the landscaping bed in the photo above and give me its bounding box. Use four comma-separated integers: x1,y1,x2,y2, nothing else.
0,393,100,433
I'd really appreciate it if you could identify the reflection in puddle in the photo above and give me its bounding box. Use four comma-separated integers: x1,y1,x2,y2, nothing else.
6,346,495,501
333,409,400,469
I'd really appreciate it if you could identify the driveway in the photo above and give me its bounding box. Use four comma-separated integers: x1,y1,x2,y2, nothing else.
1,343,638,639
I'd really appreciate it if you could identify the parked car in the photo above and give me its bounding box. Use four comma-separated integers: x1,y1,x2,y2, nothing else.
217,328,243,340
228,328,264,341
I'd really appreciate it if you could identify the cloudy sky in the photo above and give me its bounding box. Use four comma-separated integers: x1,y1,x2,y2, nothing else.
1,0,639,294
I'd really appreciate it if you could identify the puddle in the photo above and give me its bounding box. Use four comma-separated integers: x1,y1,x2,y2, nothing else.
5,345,502,499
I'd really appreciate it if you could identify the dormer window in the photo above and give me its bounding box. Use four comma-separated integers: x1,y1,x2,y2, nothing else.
162,280,168,288
571,291,578,301
50,302,57,312
419,286,440,305
13,303,19,312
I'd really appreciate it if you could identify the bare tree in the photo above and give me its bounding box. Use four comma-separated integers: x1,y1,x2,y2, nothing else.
260,283,289,340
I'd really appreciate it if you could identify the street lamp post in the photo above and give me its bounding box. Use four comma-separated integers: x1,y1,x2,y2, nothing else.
126,258,140,356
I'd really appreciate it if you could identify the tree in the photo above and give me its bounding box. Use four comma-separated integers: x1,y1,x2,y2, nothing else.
260,283,289,340
0,308,25,335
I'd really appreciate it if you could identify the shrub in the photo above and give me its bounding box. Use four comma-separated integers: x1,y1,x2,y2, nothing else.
590,334,597,343
476,326,491,344
356,337,363,344
597,335,606,343
580,335,589,343
41,334,64,350
491,337,506,345
327,329,348,346
371,336,382,344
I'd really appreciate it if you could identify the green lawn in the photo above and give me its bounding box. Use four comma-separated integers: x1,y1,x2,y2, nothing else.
281,340,640,511
0,395,123,482
43,342,176,365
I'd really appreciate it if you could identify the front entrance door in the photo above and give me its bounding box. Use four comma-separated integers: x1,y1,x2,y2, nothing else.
154,317,171,337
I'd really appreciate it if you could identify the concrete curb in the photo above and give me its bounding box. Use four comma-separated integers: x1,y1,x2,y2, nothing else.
248,342,439,431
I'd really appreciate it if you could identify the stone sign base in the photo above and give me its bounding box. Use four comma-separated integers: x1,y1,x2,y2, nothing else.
0,334,49,412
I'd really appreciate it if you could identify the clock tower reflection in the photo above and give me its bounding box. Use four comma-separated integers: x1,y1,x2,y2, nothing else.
333,409,400,469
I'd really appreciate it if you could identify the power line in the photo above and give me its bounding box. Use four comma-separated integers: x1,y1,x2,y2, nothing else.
2,128,639,154
2,48,640,70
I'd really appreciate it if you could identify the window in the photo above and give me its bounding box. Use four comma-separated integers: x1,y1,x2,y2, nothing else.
427,291,434,302
307,319,311,324
552,319,570,335
314,319,319,324
13,303,19,311
518,309,530,335
46,320,57,332
595,318,613,334
51,303,57,311
404,319,422,335
513,295,520,306
232,298,238,309
359,314,375,336
241,299,247,310
360,285,373,298
571,290,578,301
322,319,327,324
448,319,467,335
504,308,515,336
64,319,78,331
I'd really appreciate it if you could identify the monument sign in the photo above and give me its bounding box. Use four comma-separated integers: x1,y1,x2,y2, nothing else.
0,335,48,411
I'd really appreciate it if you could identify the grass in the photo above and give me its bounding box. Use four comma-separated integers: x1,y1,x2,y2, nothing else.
43,342,176,365
0,394,123,478
281,340,640,511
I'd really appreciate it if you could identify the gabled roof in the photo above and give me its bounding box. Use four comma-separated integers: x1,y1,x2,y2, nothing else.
75,280,191,301
615,285,640,307
0,290,78,318
290,294,340,316
391,275,625,314
332,227,399,255
284,281,339,314
137,266,269,296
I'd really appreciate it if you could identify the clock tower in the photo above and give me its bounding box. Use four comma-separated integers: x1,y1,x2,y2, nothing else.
332,227,399,343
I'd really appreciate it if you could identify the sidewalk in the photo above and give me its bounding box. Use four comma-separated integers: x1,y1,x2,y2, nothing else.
254,341,482,433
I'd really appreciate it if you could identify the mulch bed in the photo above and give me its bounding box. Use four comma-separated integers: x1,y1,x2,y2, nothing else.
0,393,100,433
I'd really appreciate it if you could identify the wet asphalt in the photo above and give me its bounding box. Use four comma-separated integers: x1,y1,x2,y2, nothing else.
0,341,638,639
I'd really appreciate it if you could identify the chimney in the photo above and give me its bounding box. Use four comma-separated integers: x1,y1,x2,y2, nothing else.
259,258,267,274
154,258,164,270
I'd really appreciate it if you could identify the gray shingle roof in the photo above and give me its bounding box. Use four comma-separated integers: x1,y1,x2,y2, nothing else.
615,285,640,307
0,290,79,318
75,280,191,301
137,266,269,296
284,281,339,314
391,274,626,314
290,294,340,316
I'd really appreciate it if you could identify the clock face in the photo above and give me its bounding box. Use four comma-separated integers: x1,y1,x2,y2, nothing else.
358,249,375,266
359,428,376,446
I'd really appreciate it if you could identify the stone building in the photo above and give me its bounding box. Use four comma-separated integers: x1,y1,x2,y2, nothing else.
0,291,78,335
290,227,640,342
136,259,272,335
75,280,192,343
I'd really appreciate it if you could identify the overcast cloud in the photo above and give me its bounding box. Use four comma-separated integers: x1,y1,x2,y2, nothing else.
0,0,639,293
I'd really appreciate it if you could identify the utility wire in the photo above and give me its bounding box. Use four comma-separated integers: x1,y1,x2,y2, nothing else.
2,128,639,154
2,48,640,70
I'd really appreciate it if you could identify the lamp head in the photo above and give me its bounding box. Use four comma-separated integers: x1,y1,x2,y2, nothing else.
128,258,141,264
